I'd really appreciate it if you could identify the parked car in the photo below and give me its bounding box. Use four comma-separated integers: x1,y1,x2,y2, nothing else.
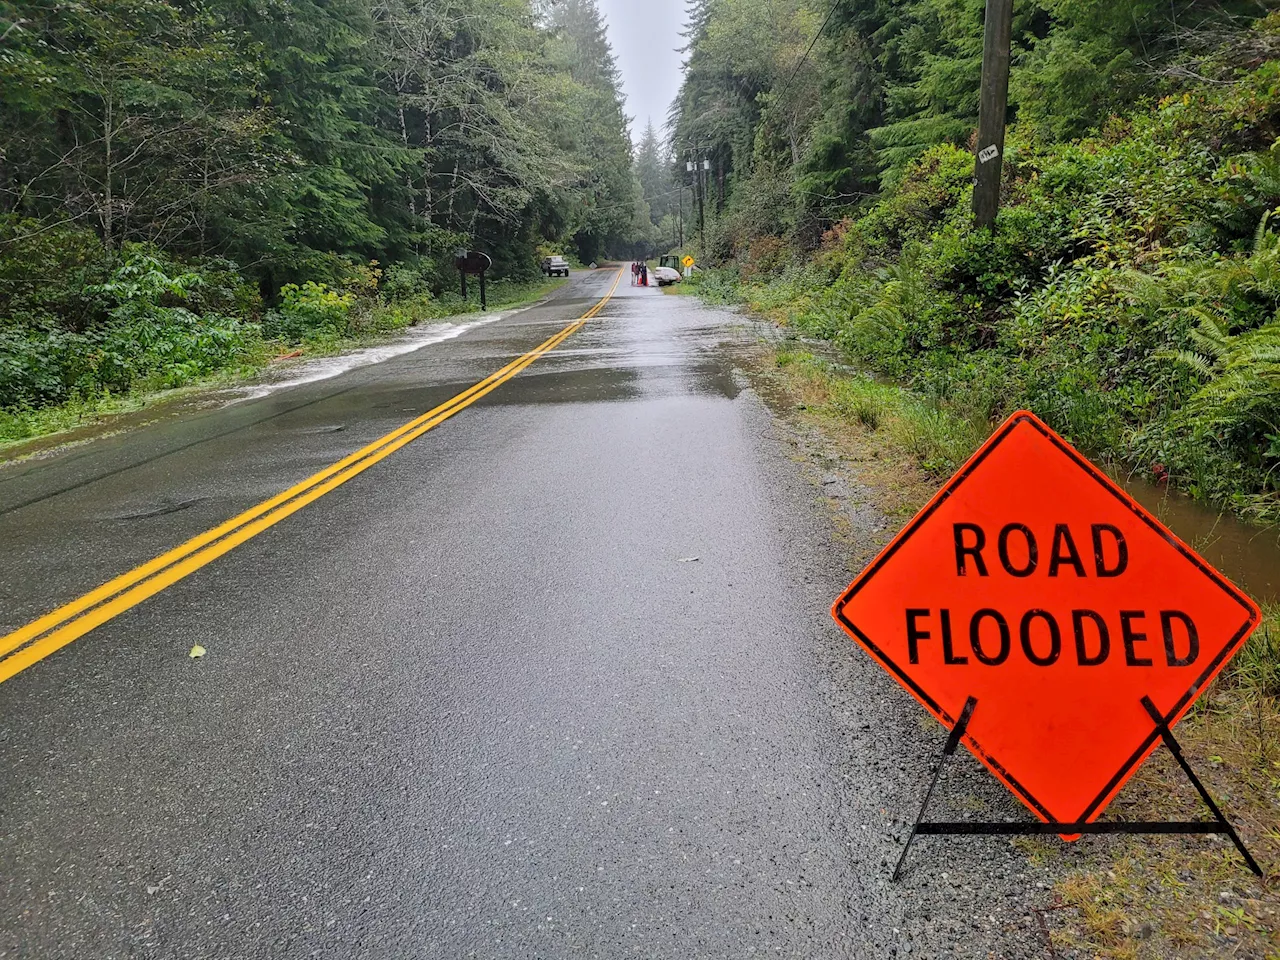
541,255,570,277
651,265,682,287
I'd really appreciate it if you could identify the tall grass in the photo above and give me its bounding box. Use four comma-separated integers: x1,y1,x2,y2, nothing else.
775,349,990,478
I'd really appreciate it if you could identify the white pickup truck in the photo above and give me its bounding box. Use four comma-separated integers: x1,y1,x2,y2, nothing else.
541,256,570,278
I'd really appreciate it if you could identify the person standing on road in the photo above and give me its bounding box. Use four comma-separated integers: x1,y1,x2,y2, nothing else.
640,262,649,287
631,261,639,286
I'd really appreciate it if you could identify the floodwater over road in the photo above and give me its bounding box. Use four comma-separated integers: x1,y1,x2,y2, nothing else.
226,311,507,402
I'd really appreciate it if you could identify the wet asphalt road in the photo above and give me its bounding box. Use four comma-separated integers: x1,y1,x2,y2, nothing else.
0,271,1055,958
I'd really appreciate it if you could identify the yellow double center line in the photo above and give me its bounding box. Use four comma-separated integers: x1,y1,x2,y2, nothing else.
0,267,624,685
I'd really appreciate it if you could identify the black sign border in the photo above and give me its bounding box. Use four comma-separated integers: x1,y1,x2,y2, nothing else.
833,411,1259,824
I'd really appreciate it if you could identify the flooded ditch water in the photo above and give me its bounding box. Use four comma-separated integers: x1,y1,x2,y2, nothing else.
1120,476,1280,605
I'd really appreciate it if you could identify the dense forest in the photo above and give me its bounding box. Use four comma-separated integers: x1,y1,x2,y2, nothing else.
650,0,1280,524
0,0,647,430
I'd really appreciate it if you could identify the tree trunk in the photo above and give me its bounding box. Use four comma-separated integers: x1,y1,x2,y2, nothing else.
102,90,114,254
199,153,210,255
421,115,432,222
395,78,416,221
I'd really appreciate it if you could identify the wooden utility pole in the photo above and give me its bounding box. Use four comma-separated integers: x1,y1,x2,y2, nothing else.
678,184,684,248
696,165,706,249
696,158,707,251
972,0,1014,230
686,146,709,250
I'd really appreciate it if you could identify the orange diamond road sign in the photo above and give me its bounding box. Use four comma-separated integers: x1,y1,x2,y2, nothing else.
832,410,1260,829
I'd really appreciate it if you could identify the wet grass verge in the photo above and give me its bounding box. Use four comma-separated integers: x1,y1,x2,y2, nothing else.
736,338,1280,959
1035,678,1279,958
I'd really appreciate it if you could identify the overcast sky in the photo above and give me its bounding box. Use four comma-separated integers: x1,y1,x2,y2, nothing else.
598,0,687,144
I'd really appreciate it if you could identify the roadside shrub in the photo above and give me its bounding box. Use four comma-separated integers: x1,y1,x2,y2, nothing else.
382,263,432,303
181,257,262,321
0,216,112,336
829,245,964,380
0,325,79,407
264,282,355,343
1,245,258,409
0,210,542,437
740,235,791,281
681,269,745,306
846,144,975,255
84,249,257,391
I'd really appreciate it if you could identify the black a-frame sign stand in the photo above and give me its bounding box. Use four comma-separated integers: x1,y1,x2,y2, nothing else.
892,696,1264,881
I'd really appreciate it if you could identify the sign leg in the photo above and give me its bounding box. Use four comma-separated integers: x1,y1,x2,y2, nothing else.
1140,697,1264,877
479,271,487,311
893,697,978,881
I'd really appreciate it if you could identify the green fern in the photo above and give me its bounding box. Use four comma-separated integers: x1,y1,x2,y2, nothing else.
853,244,929,340
1167,349,1216,379
1181,319,1280,433
1185,309,1231,364
1145,216,1280,416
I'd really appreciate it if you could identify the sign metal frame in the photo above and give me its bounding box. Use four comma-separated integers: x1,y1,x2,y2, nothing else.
891,694,1262,879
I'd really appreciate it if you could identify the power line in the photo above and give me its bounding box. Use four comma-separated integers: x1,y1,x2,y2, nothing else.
777,0,842,101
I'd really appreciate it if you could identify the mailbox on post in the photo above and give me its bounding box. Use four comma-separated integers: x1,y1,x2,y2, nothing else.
454,250,493,310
